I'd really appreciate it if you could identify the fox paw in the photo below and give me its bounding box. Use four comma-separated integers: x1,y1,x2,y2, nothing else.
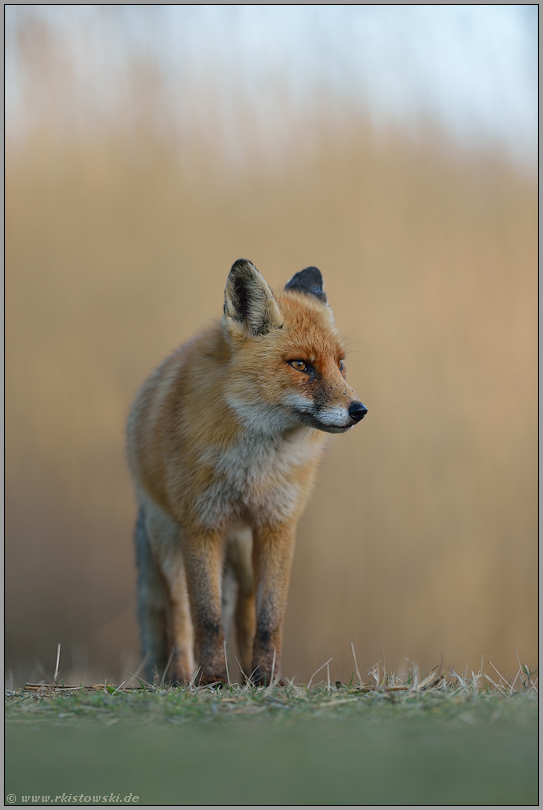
198,669,229,687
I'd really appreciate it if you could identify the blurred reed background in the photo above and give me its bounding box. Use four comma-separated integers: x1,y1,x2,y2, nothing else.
5,6,538,686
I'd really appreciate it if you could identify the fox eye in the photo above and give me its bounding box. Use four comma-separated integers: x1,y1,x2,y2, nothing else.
338,360,345,371
289,360,308,372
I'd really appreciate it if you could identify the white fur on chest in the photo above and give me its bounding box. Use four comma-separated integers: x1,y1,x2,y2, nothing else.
194,427,324,529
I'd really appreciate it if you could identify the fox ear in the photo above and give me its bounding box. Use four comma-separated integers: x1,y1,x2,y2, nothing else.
285,266,327,304
224,259,283,336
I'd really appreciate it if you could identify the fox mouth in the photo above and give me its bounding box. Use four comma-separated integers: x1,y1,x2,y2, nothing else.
296,411,355,434
294,401,367,434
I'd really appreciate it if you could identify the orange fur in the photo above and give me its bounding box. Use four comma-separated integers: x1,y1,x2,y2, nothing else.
127,260,367,685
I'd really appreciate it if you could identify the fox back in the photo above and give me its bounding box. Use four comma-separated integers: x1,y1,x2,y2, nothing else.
127,260,367,685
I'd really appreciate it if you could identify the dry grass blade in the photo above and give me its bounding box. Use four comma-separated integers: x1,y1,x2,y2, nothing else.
469,656,485,691
53,643,61,686
234,656,250,686
111,681,126,696
224,641,231,687
510,665,523,692
410,662,443,692
368,661,382,687
513,648,538,692
411,670,443,693
188,667,201,689
484,673,508,695
160,648,175,689
234,657,253,689
307,658,333,690
124,669,154,690
350,643,363,687
489,660,515,694
263,651,283,694
449,669,466,690
124,652,150,687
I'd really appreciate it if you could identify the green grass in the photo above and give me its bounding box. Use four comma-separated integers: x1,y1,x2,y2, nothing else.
5,675,538,806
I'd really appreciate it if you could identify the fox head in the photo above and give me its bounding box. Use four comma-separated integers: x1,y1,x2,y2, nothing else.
222,259,367,434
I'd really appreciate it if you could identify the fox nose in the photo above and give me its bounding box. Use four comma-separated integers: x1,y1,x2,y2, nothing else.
348,401,368,423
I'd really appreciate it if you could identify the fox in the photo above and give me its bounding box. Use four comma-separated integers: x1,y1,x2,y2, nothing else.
126,259,367,686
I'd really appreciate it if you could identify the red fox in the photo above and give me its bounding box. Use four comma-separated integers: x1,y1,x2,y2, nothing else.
127,260,367,685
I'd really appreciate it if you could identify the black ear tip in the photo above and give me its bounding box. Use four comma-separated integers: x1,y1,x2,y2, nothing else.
230,258,256,275
301,266,323,285
285,266,327,303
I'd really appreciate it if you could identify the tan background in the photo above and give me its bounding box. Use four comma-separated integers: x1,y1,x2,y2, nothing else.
6,8,537,686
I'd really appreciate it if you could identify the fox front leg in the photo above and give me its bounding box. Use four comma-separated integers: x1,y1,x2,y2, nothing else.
251,521,297,686
181,529,228,685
